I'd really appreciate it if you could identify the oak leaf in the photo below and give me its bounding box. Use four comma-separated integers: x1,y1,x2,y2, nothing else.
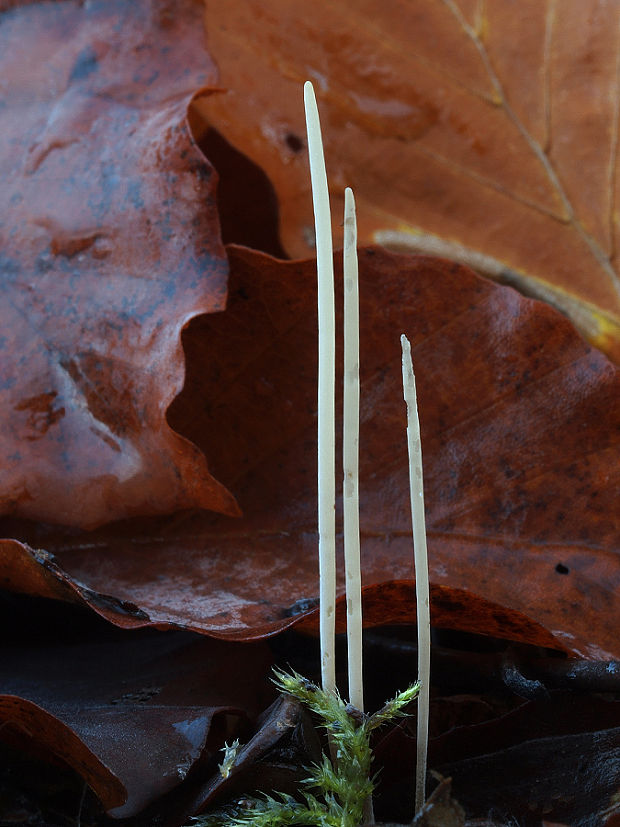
0,0,238,527
2,247,618,660
195,0,620,362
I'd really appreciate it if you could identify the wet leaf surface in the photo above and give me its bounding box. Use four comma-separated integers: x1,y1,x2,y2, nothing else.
2,246,618,659
375,692,620,825
0,0,238,528
0,595,274,818
196,0,620,361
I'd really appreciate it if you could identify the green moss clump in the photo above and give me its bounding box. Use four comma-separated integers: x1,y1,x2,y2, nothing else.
193,669,419,827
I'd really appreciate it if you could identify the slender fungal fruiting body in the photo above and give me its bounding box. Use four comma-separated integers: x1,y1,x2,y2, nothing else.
304,81,429,818
303,80,337,696
401,334,431,814
343,186,364,714
193,84,427,827
344,188,375,825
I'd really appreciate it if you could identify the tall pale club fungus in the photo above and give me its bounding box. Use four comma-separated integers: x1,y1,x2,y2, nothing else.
401,334,431,812
304,80,430,817
304,80,336,696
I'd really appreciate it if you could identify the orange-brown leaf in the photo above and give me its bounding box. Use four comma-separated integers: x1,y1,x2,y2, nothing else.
2,248,618,659
0,0,238,527
196,0,620,361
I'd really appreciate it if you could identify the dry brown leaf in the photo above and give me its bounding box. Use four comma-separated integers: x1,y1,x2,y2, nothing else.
196,0,620,361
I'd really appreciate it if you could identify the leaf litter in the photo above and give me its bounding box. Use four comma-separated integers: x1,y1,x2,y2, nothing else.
0,0,237,528
1,1,620,824
196,0,620,362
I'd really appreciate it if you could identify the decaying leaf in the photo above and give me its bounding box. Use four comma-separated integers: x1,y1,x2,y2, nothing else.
185,694,322,818
0,616,273,818
0,0,238,527
195,0,620,361
3,4,619,826
411,776,465,827
2,247,618,659
375,692,620,824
